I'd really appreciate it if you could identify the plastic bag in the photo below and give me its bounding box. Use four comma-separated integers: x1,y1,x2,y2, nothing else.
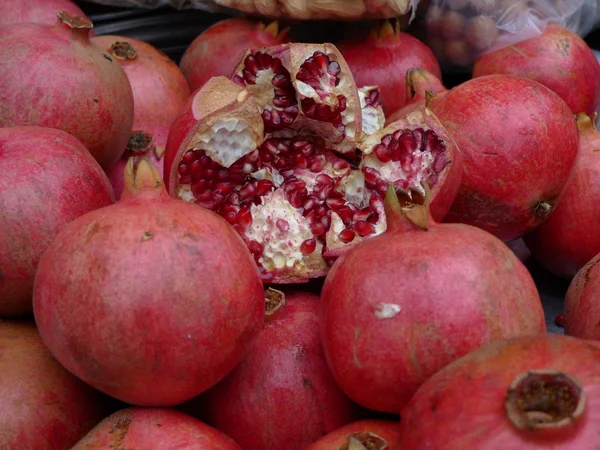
83,0,419,20
425,0,600,67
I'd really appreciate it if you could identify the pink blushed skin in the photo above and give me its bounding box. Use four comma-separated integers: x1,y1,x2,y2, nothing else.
33,160,265,406
306,420,400,450
185,291,359,450
0,321,112,450
92,35,191,127
72,408,242,450
0,126,114,317
0,0,94,34
0,13,134,171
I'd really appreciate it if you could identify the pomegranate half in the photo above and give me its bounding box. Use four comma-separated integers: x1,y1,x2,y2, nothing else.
320,184,546,413
399,334,600,449
429,75,580,241
0,11,134,170
72,408,241,450
0,126,114,317
33,158,265,406
186,290,359,449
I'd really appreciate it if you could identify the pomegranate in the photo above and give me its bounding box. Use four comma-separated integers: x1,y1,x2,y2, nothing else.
398,334,600,449
0,126,114,317
185,290,359,449
337,20,442,117
306,420,399,450
386,68,447,125
106,123,169,200
92,35,191,126
524,113,600,278
33,158,265,406
0,321,111,449
473,24,600,117
428,75,580,241
0,11,134,170
231,42,362,153
72,408,241,449
0,0,92,31
563,253,600,340
164,76,461,282
180,18,289,92
320,184,546,413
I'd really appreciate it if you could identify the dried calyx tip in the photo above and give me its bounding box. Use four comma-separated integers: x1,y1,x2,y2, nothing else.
576,112,598,131
265,288,285,316
124,157,163,192
505,370,586,431
57,10,93,29
384,182,431,231
338,432,389,450
110,41,137,60
127,131,153,153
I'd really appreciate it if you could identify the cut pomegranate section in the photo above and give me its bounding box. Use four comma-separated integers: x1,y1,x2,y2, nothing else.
359,86,385,136
232,43,362,154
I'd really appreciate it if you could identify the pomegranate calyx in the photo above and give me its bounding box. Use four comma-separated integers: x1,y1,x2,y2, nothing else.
532,201,553,219
122,157,165,199
371,19,399,41
384,183,431,232
338,432,389,450
505,370,586,431
265,287,285,317
109,41,137,60
406,68,446,101
262,21,288,41
126,131,153,154
56,10,93,30
576,112,599,133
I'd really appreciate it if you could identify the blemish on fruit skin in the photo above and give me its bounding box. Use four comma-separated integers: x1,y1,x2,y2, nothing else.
352,328,363,368
141,232,153,242
103,53,113,62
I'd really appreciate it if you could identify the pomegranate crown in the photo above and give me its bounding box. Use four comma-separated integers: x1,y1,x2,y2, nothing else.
383,182,432,232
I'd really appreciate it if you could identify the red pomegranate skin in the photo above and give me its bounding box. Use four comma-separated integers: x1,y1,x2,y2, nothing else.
187,291,359,450
429,75,580,241
564,253,600,340
473,24,600,117
0,14,134,170
180,18,289,92
0,0,93,33
398,334,600,449
0,321,111,450
106,122,169,200
320,192,546,413
306,420,400,450
72,408,241,450
33,160,265,406
92,35,191,126
524,113,600,278
337,21,442,116
0,126,114,317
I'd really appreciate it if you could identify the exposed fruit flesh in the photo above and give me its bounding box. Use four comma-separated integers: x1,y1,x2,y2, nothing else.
359,86,385,136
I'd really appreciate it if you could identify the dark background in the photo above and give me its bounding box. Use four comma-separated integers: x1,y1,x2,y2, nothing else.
75,0,600,334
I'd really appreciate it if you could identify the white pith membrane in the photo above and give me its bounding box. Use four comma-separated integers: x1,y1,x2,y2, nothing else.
232,43,362,154
358,86,385,136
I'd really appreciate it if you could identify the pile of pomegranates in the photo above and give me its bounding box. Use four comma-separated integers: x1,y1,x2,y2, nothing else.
1,0,600,447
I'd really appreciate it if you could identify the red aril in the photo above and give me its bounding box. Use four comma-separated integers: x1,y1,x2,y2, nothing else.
0,126,114,317
473,24,600,117
428,75,580,241
0,0,92,32
399,334,600,449
563,252,600,340
385,68,447,125
180,18,289,92
337,20,442,116
0,12,134,170
106,123,169,200
320,185,546,413
0,321,111,449
185,290,359,449
33,158,265,406
524,113,600,278
72,408,241,449
92,36,191,126
306,420,399,450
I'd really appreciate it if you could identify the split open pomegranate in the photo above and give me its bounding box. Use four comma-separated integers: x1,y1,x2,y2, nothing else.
164,47,461,283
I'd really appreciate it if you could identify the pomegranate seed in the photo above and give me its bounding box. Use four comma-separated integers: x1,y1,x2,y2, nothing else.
276,219,290,232
310,159,325,173
355,220,376,237
339,228,356,243
337,95,346,111
300,239,317,255
242,70,257,84
287,190,305,208
318,185,333,201
232,75,245,86
281,111,297,125
247,240,264,256
426,173,439,187
367,212,380,224
320,215,331,230
182,150,195,164
326,197,345,209
244,55,259,74
375,144,392,163
239,183,256,200
237,207,253,229
311,222,325,236
273,96,296,108
333,159,350,171
354,208,371,222
303,197,317,211
555,314,565,328
179,176,191,184
433,151,450,173
259,267,274,282
178,164,188,175
272,74,291,87
316,174,334,186
223,211,237,224
336,205,356,225
255,179,274,197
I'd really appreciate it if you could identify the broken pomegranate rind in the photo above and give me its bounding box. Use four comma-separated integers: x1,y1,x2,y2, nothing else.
232,43,363,154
